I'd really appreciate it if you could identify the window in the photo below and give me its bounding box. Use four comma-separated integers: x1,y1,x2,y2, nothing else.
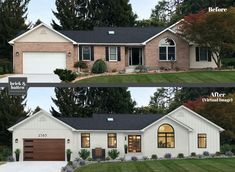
109,47,118,61
81,133,90,148
82,46,91,61
128,135,141,153
108,133,117,148
158,124,175,148
159,38,176,61
198,134,207,148
196,47,212,62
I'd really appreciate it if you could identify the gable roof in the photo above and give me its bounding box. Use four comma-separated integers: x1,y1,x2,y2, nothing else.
58,114,164,131
8,23,78,45
59,27,165,44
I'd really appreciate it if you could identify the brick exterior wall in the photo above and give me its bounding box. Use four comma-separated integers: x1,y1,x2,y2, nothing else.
144,31,190,70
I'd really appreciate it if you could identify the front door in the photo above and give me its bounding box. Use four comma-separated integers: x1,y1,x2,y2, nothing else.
129,48,143,66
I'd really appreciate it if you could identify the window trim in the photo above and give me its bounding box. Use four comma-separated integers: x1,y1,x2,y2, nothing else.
81,133,90,148
109,46,118,61
198,133,207,148
107,133,117,148
82,46,92,61
159,38,176,62
128,135,141,153
157,124,175,148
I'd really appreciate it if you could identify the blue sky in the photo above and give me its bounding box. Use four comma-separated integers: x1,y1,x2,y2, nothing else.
27,0,158,25
26,87,158,112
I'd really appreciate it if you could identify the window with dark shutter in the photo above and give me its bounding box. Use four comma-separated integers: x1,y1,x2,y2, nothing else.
196,47,199,62
91,46,94,61
117,47,121,61
105,47,109,61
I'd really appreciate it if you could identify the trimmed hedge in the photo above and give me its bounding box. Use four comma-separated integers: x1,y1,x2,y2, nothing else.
91,59,107,74
54,69,78,82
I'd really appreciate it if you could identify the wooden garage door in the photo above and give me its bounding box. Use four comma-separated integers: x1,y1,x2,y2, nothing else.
24,139,65,161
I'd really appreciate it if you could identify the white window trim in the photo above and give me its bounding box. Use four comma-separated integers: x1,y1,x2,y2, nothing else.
109,47,118,62
82,46,92,61
198,47,209,62
159,38,176,62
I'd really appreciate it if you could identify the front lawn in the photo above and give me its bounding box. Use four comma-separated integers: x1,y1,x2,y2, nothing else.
75,158,235,172
77,71,235,84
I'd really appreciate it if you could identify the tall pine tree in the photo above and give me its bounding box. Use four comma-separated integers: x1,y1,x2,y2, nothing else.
0,0,30,63
0,88,28,146
51,87,136,117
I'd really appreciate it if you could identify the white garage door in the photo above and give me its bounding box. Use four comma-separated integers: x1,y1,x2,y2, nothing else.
23,52,66,74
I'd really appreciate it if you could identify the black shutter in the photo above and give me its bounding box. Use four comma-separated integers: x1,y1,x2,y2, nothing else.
79,46,83,61
117,47,121,61
208,49,212,62
196,47,199,62
91,46,94,61
106,47,109,61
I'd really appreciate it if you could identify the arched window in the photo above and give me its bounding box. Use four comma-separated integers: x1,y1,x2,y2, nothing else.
159,38,176,61
158,124,175,148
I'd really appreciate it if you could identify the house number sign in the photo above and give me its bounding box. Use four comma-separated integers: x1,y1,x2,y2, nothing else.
38,134,47,138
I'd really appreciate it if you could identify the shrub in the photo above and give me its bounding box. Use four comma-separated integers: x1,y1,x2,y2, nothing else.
177,153,184,158
151,154,158,160
87,157,93,161
164,153,172,159
131,156,138,161
215,152,221,156
108,149,120,160
74,61,88,70
79,149,90,160
120,157,125,161
79,160,86,166
54,69,78,82
160,66,165,70
66,149,72,162
143,156,148,160
105,157,111,161
0,147,12,161
0,59,13,74
225,151,234,157
91,59,107,74
135,65,148,73
203,151,210,156
221,144,232,153
191,152,196,157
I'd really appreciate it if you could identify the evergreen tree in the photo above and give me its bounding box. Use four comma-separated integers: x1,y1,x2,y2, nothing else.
51,87,136,117
0,88,28,146
0,0,30,61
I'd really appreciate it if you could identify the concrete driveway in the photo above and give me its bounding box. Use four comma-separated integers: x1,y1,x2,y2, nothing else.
0,161,67,172
0,74,61,83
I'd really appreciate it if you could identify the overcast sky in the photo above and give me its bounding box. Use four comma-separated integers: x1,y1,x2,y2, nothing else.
27,0,158,25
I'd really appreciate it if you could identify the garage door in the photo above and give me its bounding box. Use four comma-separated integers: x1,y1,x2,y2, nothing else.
23,139,65,161
23,52,66,74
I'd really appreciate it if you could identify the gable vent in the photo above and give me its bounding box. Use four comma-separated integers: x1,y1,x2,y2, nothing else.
107,118,114,122
108,31,115,35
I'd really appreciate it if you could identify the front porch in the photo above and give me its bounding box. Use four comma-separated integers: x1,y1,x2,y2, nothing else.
125,47,144,73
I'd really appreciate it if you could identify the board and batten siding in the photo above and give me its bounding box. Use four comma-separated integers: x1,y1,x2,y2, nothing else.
142,117,190,158
169,108,220,154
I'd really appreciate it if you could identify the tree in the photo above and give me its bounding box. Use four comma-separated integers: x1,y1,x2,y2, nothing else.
179,8,235,68
51,87,136,117
32,106,42,114
52,0,137,30
33,19,42,27
0,0,30,61
0,88,28,146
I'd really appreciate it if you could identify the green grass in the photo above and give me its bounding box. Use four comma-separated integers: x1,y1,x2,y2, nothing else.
75,158,235,172
77,71,235,84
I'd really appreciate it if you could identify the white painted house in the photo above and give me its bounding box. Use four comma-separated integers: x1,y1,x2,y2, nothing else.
8,106,224,161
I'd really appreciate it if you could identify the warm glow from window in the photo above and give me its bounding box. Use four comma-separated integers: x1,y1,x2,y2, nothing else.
108,133,117,148
81,133,90,148
158,124,175,148
198,134,207,148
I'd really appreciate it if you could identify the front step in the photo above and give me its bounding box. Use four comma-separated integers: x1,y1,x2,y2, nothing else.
125,67,136,73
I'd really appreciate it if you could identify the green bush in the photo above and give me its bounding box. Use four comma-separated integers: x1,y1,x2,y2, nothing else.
203,151,210,156
221,144,232,153
0,59,12,74
74,61,88,70
87,157,93,161
91,59,107,74
79,149,90,160
54,69,78,82
164,153,172,159
0,147,12,161
191,152,196,157
177,153,184,158
135,65,148,73
108,149,120,160
151,154,158,159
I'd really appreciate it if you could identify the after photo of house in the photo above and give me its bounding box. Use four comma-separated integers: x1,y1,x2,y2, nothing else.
1,87,235,172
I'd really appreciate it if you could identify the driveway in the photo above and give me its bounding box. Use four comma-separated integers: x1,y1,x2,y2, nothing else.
0,161,67,172
0,74,61,83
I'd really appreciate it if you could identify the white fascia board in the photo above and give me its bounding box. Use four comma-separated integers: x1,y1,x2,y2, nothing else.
8,23,78,45
78,43,144,46
75,130,143,133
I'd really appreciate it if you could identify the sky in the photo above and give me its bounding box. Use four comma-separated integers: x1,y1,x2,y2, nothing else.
27,0,158,25
26,87,157,112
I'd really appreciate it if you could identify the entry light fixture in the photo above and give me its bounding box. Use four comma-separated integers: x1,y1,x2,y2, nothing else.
68,52,71,57
15,139,18,143
16,52,20,56
67,139,70,144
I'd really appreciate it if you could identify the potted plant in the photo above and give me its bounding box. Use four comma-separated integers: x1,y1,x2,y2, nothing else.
66,149,72,162
124,145,128,154
14,149,20,161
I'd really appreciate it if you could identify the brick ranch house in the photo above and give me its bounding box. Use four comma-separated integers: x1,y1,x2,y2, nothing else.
8,106,224,161
9,20,217,74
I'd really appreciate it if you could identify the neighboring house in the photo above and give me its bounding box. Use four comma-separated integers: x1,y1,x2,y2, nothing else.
8,20,217,74
8,105,224,161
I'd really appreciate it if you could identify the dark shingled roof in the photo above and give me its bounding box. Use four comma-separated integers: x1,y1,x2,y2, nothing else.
59,27,166,43
57,114,164,130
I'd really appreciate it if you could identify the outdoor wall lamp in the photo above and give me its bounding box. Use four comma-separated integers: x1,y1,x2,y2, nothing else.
67,139,70,144
15,139,18,143
16,52,20,56
68,52,71,57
